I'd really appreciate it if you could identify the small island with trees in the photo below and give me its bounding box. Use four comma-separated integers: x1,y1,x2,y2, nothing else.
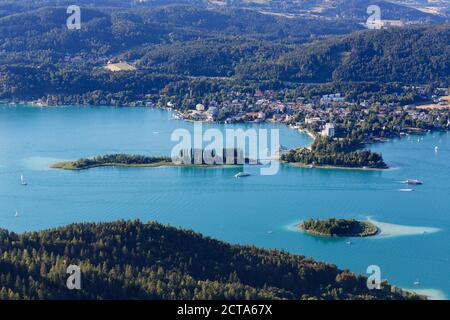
51,154,173,170
281,137,388,170
51,150,249,170
299,218,379,237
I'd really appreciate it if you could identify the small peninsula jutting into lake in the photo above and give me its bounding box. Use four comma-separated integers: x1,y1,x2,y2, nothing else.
299,219,379,237
51,154,173,170
281,137,388,169
50,150,250,170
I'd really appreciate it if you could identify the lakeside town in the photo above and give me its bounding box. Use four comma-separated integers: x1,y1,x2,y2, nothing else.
171,88,450,140
3,57,448,169
20,83,450,144
5,59,445,147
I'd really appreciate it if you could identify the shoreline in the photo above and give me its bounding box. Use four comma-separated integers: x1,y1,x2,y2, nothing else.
5,103,444,173
288,218,441,239
404,288,447,301
367,218,441,238
296,128,316,141
50,161,173,170
297,220,379,238
285,162,388,171
50,160,244,171
299,226,379,238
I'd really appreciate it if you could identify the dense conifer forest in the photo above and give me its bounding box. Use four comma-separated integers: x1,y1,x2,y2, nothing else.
0,220,421,299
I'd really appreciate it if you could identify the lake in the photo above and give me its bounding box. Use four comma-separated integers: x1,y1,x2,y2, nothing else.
0,104,449,299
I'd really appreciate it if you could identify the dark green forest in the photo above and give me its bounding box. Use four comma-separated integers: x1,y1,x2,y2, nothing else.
281,137,387,168
0,220,421,299
56,154,172,169
0,2,448,105
300,218,378,237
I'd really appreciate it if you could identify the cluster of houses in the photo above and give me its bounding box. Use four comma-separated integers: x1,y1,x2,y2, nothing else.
26,86,450,137
182,103,220,121
320,93,345,104
174,94,299,124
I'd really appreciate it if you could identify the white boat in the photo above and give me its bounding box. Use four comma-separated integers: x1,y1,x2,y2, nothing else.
267,230,273,235
435,146,439,152
404,179,423,185
20,174,27,185
346,241,352,245
235,172,251,178
413,279,420,286
14,210,19,217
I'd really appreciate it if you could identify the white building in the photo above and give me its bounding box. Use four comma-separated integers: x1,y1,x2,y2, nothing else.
305,117,322,125
257,112,266,120
195,103,205,112
321,123,335,137
321,93,345,104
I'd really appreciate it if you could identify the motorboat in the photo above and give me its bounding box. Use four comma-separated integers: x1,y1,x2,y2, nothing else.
235,172,251,178
404,179,423,185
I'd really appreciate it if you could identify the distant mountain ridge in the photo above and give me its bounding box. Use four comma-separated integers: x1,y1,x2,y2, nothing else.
205,0,448,21
0,2,448,102
0,0,447,21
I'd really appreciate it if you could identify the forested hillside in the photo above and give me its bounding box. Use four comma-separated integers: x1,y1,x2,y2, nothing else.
0,1,448,105
0,220,421,299
0,4,360,59
273,24,450,84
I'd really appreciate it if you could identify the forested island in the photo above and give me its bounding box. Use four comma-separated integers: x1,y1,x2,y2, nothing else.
51,151,248,170
51,154,173,170
299,218,379,237
0,220,419,300
282,137,387,169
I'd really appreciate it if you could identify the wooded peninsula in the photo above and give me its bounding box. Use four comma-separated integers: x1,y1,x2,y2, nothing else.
0,220,419,300
51,154,173,170
51,152,248,170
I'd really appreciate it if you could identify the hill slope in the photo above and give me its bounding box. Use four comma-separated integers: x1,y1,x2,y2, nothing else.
0,23,448,102
271,24,450,84
0,220,420,299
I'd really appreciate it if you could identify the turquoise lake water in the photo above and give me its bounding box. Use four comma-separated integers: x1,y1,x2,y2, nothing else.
0,104,449,298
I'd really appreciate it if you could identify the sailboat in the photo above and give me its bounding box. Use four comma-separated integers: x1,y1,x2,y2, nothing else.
20,174,27,186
